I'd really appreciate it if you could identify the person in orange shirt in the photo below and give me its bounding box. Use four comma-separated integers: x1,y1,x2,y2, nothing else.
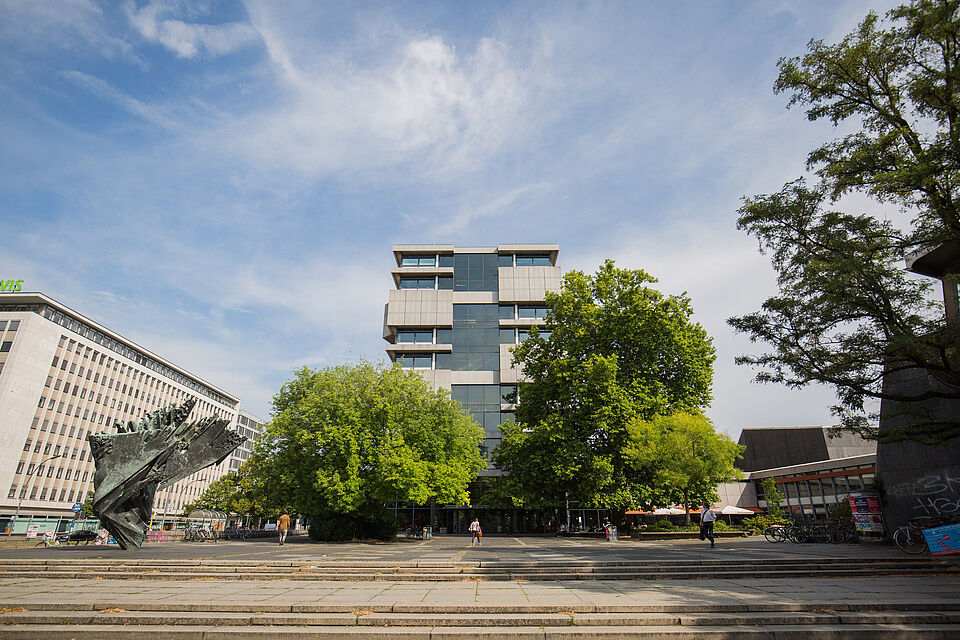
278,511,291,546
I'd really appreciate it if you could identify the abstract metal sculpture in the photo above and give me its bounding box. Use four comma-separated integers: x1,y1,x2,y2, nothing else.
87,399,246,549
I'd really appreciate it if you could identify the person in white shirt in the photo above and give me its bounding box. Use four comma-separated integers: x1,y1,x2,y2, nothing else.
700,501,717,549
468,518,482,546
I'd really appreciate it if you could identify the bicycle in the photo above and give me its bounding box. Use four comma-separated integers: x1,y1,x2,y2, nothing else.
893,521,928,554
763,525,787,543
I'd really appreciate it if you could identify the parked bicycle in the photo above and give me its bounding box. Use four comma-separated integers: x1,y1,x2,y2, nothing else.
893,516,960,554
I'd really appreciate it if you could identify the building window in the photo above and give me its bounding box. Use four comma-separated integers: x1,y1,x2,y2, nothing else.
396,353,432,369
498,254,513,267
39,488,47,501
15,461,23,474
435,353,452,370
401,255,436,267
22,439,31,452
0,341,12,353
438,276,453,290
454,254,498,292
7,485,15,499
499,305,515,320
516,255,551,266
518,305,550,319
397,330,434,344
499,328,516,344
7,320,19,331
399,277,436,290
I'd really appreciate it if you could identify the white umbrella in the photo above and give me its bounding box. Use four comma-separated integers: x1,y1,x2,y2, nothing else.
718,505,753,515
718,504,754,525
651,507,687,515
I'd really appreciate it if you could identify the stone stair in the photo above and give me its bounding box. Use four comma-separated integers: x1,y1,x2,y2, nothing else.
1,601,959,638
0,556,957,581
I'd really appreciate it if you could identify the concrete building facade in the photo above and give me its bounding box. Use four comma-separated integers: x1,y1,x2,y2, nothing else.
0,293,251,527
382,243,561,478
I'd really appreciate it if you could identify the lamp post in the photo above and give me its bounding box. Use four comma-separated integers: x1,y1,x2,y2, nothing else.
6,453,63,540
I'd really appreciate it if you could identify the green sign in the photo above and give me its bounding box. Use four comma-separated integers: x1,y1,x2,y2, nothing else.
0,280,23,292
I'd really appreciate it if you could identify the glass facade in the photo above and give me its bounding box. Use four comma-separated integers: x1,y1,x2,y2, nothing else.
452,304,499,371
454,254,498,292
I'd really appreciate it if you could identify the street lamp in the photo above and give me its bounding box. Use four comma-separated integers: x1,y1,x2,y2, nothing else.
6,453,63,540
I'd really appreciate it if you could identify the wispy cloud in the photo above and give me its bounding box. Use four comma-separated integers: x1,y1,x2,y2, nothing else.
123,0,260,59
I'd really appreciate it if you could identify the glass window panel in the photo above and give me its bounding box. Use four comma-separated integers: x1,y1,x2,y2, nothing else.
435,353,451,369
483,352,499,370
435,329,452,344
401,257,420,266
516,256,533,266
415,331,433,343
397,331,416,343
418,256,436,266
483,412,500,430
518,306,536,318
399,278,419,289
0,321,6,331
533,256,551,266
8,320,19,331
499,328,515,343
438,277,453,290
500,385,517,403
438,255,454,268
414,355,432,368
499,305,514,320
0,341,11,353
500,411,515,424
498,254,513,267
483,386,500,405
466,386,483,405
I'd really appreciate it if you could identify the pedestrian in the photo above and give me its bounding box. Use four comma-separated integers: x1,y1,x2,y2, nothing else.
699,501,717,549
469,517,482,546
278,511,291,546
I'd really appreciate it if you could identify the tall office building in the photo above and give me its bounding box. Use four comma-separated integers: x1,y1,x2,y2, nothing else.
382,244,561,475
0,293,248,526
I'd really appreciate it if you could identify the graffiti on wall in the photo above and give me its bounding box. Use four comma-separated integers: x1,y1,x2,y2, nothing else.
887,468,960,522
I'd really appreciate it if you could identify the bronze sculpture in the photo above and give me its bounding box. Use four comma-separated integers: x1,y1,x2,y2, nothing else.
86,399,246,549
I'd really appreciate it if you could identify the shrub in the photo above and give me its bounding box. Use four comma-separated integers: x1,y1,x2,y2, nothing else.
647,519,676,531
309,508,396,542
742,514,788,530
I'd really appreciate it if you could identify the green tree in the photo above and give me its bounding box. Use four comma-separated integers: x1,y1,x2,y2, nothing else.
249,362,485,539
761,477,784,519
191,469,272,520
729,0,960,443
493,260,716,511
626,413,742,523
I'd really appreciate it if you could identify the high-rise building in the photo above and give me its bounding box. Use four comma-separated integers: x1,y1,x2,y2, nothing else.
0,293,250,528
382,244,561,475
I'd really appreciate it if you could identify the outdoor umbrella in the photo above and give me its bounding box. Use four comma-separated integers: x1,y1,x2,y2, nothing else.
718,504,754,524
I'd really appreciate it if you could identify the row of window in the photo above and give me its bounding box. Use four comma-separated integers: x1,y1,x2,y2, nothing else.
400,254,552,268
7,484,85,503
399,277,452,290
14,460,88,482
0,319,20,332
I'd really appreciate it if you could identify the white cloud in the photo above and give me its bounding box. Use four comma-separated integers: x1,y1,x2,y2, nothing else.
123,0,260,59
215,16,532,179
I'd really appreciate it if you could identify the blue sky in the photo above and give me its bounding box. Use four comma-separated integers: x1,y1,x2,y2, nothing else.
0,0,901,436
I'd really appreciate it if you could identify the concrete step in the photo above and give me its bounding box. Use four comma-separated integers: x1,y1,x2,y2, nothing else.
1,622,959,639
2,609,960,626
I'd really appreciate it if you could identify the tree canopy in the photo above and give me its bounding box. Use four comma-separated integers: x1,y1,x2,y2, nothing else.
626,413,742,523
493,260,716,509
248,362,485,527
729,0,960,443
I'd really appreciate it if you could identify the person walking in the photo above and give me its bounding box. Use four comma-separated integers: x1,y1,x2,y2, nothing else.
699,501,717,549
469,517,482,546
278,511,291,546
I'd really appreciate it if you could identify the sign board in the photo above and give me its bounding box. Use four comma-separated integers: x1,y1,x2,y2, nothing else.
25,524,41,539
849,494,884,533
922,523,960,556
72,502,83,513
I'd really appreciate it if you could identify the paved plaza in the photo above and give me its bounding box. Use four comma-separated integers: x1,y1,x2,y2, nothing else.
0,533,926,564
